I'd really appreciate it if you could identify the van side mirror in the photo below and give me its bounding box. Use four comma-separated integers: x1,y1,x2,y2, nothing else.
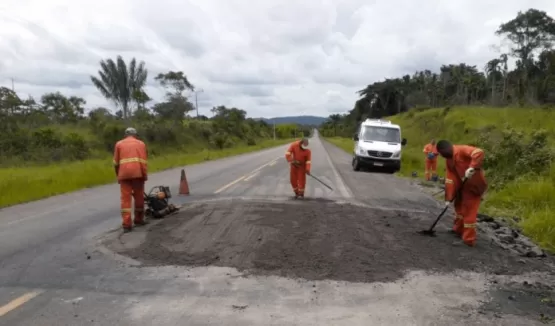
353,133,359,141
401,138,407,146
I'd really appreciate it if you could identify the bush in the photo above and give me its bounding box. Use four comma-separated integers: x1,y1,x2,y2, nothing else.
479,128,553,190
210,132,234,149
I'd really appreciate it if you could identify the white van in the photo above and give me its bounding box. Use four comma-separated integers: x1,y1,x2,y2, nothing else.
352,119,407,173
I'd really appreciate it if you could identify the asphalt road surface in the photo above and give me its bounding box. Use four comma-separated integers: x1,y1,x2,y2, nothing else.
0,131,554,326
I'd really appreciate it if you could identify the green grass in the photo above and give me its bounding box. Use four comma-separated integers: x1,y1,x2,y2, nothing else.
325,106,555,252
0,138,292,208
326,137,353,153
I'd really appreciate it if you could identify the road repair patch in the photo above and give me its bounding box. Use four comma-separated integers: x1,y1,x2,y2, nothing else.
101,198,553,284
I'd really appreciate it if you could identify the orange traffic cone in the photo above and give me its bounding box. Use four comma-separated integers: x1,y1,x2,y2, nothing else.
179,169,190,195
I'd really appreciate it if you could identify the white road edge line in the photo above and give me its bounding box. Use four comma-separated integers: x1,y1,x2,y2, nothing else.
319,137,354,198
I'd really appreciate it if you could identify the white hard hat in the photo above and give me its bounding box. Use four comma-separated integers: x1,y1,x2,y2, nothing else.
125,127,137,136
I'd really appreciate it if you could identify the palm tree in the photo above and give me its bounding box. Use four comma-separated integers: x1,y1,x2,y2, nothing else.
485,58,501,104
90,56,148,120
499,54,509,102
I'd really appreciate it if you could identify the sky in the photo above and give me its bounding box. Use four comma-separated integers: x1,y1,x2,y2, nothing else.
1,1,554,119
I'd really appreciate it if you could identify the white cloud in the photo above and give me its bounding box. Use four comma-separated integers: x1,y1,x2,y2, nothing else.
1,0,554,118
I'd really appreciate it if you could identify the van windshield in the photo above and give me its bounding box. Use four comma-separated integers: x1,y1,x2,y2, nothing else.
362,126,401,143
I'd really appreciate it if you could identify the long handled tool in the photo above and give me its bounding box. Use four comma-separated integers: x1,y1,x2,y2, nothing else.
431,188,444,197
417,178,467,237
308,173,334,191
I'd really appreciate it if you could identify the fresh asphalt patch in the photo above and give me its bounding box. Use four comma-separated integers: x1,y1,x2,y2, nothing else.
99,196,555,323
102,198,553,283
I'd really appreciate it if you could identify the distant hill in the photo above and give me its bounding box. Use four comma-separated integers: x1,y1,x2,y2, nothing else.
256,115,327,126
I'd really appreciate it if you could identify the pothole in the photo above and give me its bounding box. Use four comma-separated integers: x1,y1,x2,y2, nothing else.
102,198,551,283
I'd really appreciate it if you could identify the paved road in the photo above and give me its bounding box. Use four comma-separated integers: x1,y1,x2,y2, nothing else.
0,131,551,325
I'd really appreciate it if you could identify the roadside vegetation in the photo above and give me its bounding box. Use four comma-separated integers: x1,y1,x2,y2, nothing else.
320,8,555,252
0,57,310,208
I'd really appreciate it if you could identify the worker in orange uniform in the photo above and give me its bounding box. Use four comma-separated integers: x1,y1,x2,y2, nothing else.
113,127,148,232
423,139,439,181
436,140,488,247
285,137,312,199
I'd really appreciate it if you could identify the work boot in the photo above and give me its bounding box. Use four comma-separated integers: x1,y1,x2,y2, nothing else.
298,193,304,199
452,240,474,247
123,227,132,233
134,220,149,227
448,230,461,237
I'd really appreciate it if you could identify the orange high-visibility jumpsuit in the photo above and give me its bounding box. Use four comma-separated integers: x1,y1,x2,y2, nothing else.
285,140,312,196
423,143,439,181
444,145,488,247
113,136,148,229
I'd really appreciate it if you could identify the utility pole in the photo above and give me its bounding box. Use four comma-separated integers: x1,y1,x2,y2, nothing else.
194,88,204,118
273,122,276,140
11,78,14,91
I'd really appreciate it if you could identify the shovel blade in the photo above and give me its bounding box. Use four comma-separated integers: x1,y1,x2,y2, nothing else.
417,229,437,237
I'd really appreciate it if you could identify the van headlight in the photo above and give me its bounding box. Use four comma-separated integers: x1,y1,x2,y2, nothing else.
392,151,401,158
358,148,366,155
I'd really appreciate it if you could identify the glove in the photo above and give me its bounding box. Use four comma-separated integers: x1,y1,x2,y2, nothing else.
292,160,300,167
465,167,475,179
445,201,451,207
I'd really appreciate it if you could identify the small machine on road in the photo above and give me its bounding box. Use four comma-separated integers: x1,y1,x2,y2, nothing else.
144,185,180,219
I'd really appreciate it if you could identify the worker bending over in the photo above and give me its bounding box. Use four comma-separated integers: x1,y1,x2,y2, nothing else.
285,137,312,199
113,127,148,232
436,140,488,247
423,139,439,181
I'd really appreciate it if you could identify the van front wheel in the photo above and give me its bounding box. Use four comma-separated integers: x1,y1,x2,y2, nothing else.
352,157,361,171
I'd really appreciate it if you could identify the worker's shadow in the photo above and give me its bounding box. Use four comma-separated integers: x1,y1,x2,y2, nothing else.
291,197,334,203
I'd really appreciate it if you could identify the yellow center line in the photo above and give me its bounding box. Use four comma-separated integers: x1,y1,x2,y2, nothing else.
214,157,281,194
0,291,43,317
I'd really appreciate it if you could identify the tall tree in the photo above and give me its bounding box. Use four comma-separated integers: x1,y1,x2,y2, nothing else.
40,92,85,123
154,71,196,120
496,9,555,100
90,56,148,120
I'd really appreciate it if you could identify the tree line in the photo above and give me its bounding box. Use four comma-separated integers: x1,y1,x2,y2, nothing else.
0,56,309,167
320,8,555,137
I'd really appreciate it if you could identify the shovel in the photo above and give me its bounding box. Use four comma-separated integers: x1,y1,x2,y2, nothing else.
431,189,444,197
307,173,334,191
417,178,467,237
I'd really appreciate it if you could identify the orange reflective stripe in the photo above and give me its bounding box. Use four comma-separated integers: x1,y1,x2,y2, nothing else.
445,179,454,184
306,161,311,164
119,157,147,165
464,223,476,228
121,208,132,213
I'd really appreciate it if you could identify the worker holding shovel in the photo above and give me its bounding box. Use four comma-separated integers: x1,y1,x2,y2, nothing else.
423,139,439,181
285,137,312,199
436,140,488,247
